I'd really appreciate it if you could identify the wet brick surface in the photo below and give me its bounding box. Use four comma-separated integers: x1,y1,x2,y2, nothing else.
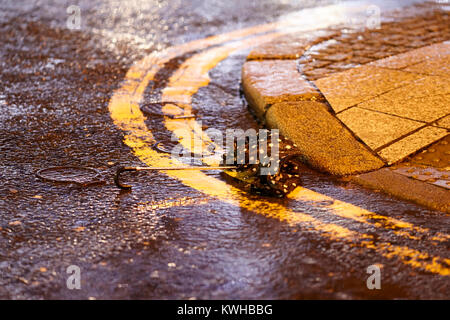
299,7,450,80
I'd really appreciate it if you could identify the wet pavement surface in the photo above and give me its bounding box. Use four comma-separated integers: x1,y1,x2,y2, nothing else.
0,0,449,299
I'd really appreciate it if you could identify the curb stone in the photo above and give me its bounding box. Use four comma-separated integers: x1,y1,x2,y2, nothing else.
246,30,337,61
353,168,449,213
241,60,322,119
265,101,385,176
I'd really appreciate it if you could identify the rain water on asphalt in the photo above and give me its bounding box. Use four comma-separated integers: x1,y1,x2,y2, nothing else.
0,0,448,299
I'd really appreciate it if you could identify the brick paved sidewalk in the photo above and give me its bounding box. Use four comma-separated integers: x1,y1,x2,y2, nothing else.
241,2,449,211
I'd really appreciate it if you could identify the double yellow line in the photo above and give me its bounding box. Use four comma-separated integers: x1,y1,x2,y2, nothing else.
108,23,450,276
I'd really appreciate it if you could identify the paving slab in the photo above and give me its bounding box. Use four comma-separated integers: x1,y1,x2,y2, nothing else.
435,115,450,129
378,126,448,164
356,76,450,123
337,107,424,150
265,101,385,176
369,41,450,69
314,65,422,113
404,55,450,77
403,134,450,169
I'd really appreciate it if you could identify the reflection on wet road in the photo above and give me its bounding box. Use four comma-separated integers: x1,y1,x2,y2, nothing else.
0,0,449,299
109,6,449,278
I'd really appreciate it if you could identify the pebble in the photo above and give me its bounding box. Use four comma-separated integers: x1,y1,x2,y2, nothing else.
18,277,29,284
150,270,159,278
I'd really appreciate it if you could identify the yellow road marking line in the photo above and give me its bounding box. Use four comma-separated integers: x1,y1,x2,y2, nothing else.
108,26,450,276
160,32,450,245
291,188,449,243
111,105,450,275
122,22,279,101
162,32,284,163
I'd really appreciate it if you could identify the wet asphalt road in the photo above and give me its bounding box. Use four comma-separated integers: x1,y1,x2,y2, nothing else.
0,0,449,299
